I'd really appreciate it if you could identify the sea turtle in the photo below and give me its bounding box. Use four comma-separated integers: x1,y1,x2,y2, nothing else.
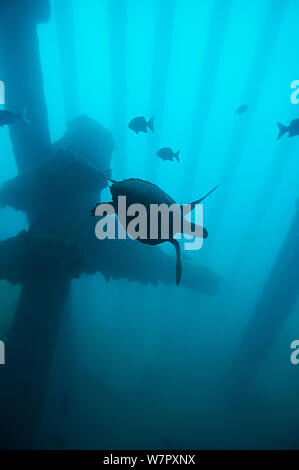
91,178,217,285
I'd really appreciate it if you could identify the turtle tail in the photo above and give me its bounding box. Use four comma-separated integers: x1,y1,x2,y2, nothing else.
172,239,182,286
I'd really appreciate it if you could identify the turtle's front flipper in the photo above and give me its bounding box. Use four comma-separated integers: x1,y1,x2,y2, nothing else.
172,239,182,286
182,185,218,215
90,202,114,216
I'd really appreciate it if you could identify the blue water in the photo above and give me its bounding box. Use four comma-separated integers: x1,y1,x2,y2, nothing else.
0,0,299,450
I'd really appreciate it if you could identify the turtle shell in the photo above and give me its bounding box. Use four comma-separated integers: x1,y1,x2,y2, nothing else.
110,178,177,209
108,178,182,285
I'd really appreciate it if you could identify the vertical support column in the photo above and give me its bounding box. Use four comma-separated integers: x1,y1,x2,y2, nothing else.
228,202,299,398
0,0,51,173
54,0,79,122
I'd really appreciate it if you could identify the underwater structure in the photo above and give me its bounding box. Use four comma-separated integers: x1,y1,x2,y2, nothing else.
228,199,299,398
0,0,220,449
53,0,79,121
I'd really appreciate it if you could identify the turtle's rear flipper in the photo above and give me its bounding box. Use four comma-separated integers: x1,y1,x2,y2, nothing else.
172,239,182,286
90,204,100,216
90,202,114,216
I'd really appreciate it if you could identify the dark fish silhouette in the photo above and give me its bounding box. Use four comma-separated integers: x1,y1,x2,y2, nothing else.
277,119,299,140
128,116,154,134
0,107,31,127
92,178,217,285
157,147,180,162
235,104,248,114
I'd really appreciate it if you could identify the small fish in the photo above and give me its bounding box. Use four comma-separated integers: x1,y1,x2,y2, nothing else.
277,119,299,140
0,107,31,127
128,116,154,134
157,147,180,162
235,104,248,114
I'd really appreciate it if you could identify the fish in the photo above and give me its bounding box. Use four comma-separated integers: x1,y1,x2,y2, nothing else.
235,104,248,114
277,119,299,140
157,147,180,162
128,116,154,134
0,107,31,127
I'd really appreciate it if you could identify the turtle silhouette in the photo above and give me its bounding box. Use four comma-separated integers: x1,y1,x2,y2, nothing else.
92,178,217,285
